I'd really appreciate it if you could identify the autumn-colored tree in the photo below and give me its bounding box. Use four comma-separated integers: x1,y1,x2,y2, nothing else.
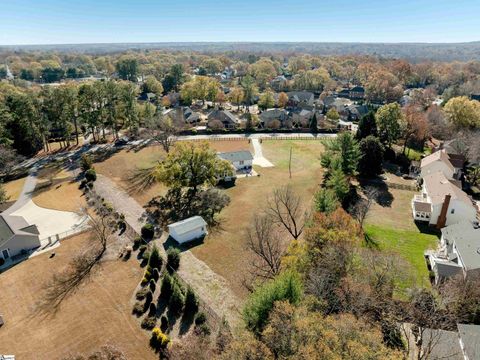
277,92,288,108
444,96,480,129
258,90,275,110
326,107,340,121
402,104,428,154
229,87,244,111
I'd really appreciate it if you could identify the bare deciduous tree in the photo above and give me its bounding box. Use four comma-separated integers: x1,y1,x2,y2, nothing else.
267,185,307,240
143,112,179,153
349,186,379,230
39,213,111,313
247,215,287,281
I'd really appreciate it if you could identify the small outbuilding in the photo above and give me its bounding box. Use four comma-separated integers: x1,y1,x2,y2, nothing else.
167,216,208,244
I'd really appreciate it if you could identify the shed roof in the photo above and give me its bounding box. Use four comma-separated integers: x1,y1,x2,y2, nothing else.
168,216,207,235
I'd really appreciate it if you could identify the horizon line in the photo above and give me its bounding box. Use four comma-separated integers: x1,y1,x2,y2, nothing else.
2,40,480,47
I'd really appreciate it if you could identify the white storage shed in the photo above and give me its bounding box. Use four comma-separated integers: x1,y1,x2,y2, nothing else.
167,216,208,244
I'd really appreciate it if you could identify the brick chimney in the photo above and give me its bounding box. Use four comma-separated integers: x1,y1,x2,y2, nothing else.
436,194,451,229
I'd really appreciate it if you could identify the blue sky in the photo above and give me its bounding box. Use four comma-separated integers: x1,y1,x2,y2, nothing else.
1,0,479,45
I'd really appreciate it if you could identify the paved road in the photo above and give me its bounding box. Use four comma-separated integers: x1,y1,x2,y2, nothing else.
94,174,242,327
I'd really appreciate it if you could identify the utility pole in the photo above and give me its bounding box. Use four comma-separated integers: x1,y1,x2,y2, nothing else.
289,146,292,179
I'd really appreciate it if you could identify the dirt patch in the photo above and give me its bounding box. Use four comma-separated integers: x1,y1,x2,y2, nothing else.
0,232,156,360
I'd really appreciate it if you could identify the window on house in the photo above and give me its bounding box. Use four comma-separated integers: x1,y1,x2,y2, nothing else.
239,160,244,165
451,208,455,214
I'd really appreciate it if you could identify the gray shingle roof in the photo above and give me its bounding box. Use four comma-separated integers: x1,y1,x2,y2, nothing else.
458,324,480,359
442,221,480,271
218,151,253,162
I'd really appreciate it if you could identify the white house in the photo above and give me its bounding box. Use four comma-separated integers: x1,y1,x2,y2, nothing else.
412,171,478,228
167,216,207,244
426,221,480,284
217,151,253,171
0,213,41,264
420,149,458,180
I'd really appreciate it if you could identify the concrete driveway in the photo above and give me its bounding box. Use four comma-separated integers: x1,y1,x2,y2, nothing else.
251,138,274,167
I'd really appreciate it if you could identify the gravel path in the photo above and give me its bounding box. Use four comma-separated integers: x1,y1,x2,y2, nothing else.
94,174,242,327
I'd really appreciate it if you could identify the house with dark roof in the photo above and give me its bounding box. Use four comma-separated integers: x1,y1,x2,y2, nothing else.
259,109,291,128
207,110,240,129
286,91,314,107
0,213,41,264
426,221,480,284
349,86,365,100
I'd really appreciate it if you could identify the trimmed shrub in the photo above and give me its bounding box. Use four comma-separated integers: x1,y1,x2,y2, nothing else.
152,268,160,281
169,285,185,314
149,279,156,293
140,277,149,287
138,244,147,254
133,236,142,250
148,245,163,270
141,223,155,240
150,327,170,351
160,315,169,332
142,249,151,261
195,312,207,326
141,316,157,330
243,271,303,334
145,290,153,306
148,302,157,316
167,248,181,271
196,322,211,336
132,301,145,316
160,274,173,300
184,286,199,315
80,154,92,171
85,168,97,182
136,287,149,300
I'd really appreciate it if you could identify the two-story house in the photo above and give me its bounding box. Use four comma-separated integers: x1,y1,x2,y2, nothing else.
426,220,480,284
412,171,477,228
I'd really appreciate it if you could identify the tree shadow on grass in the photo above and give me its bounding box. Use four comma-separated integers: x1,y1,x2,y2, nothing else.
363,232,380,250
162,235,206,253
179,310,195,336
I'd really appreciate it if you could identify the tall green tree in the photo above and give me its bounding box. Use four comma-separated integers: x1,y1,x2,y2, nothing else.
241,75,259,107
116,56,139,82
358,135,384,177
310,113,318,133
356,111,378,140
321,132,361,177
375,103,404,148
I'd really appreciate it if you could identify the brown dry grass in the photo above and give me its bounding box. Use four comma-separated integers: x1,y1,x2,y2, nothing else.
2,177,26,202
94,140,253,206
190,140,324,298
0,232,155,360
32,179,86,213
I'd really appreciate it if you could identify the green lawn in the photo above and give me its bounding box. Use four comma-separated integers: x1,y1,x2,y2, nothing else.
364,223,438,291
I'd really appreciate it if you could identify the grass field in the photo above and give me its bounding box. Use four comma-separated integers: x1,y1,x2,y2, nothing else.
94,140,253,206
0,232,155,360
30,167,86,213
365,187,439,288
2,177,26,202
191,139,324,297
